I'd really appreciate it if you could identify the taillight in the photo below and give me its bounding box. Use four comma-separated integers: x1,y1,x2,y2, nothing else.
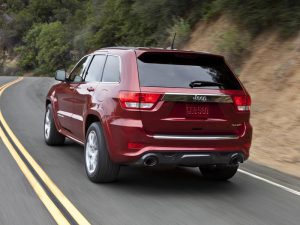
119,91,162,110
233,95,251,111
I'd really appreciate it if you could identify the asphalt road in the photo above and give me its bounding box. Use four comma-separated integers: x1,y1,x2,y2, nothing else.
0,76,300,225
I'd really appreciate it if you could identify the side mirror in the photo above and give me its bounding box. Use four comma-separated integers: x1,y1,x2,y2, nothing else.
55,70,66,81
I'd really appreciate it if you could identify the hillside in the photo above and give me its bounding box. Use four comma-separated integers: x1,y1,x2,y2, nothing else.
2,0,300,76
184,15,300,177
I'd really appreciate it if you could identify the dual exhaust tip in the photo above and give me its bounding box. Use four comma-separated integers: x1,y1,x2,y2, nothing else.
142,152,244,167
143,154,159,167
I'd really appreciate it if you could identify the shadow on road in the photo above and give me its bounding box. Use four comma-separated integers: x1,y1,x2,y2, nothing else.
114,167,241,195
56,139,242,196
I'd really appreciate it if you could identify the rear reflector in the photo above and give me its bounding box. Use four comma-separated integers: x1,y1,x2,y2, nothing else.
119,91,162,110
128,142,144,149
233,95,251,111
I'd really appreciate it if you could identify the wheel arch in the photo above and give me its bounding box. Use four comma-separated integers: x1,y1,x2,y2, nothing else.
46,98,51,108
84,111,118,165
84,110,106,138
45,97,62,134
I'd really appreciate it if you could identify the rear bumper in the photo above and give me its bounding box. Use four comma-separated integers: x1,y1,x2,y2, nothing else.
104,118,252,164
132,152,245,167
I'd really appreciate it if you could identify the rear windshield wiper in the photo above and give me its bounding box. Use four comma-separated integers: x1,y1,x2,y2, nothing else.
189,80,224,88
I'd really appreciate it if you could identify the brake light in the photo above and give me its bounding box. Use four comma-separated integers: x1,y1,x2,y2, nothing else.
119,91,162,110
233,95,251,111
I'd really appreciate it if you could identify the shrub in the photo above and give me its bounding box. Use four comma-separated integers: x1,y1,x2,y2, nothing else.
219,0,300,36
216,28,251,68
202,0,225,21
167,18,191,48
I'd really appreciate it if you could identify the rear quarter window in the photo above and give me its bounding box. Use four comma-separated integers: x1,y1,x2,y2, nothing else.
102,55,120,82
137,52,242,90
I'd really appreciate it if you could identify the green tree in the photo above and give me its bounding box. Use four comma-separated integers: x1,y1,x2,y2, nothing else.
37,22,70,72
89,0,197,48
17,22,70,73
3,0,300,76
15,23,43,70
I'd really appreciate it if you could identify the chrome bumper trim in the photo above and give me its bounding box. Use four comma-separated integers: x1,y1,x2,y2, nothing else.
153,134,239,140
162,93,233,103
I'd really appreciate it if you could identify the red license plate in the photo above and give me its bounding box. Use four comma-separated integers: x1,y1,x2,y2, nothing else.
185,104,209,119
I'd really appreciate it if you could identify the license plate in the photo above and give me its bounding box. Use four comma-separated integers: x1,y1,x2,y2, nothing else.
186,104,209,119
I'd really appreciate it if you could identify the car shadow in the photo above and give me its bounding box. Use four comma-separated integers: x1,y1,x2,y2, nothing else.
44,139,85,167
108,166,242,195
61,139,243,196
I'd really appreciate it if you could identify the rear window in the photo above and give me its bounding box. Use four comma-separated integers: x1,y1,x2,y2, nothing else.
137,52,242,90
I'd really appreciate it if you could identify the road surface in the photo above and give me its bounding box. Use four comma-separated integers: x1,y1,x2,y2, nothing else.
0,76,299,225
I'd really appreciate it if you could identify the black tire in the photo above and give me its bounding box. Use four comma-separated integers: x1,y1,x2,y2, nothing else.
84,122,120,183
44,104,65,145
200,164,239,181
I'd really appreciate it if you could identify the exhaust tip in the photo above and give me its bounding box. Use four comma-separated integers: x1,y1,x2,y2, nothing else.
144,156,158,167
230,153,244,165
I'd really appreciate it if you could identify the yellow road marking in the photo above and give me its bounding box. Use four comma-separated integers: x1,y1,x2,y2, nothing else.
0,77,23,92
0,126,70,225
0,78,91,225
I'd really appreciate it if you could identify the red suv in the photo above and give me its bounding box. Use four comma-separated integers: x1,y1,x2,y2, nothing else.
44,47,252,182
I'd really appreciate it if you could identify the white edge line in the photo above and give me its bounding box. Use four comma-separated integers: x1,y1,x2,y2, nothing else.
238,169,300,196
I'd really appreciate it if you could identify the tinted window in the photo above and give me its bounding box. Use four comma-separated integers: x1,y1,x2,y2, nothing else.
69,56,90,82
85,55,107,82
137,52,241,90
102,55,120,82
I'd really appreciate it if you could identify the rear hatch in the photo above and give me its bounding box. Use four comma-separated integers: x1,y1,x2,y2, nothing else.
134,51,250,137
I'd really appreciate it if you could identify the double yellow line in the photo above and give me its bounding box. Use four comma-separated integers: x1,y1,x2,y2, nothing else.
0,78,91,225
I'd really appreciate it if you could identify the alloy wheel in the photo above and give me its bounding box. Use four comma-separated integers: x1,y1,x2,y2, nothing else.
86,130,99,174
